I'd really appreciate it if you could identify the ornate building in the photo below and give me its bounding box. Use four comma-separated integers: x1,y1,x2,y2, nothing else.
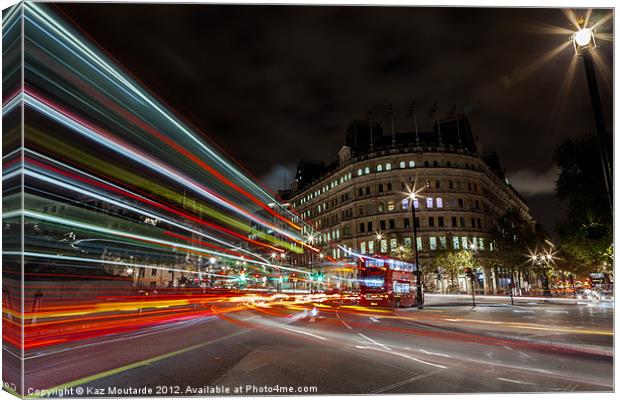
284,116,533,293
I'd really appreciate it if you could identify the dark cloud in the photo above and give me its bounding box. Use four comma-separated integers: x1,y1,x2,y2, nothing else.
55,3,613,235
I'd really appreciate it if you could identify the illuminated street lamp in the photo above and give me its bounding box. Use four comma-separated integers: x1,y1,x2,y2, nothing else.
531,252,554,296
405,189,424,309
570,20,613,212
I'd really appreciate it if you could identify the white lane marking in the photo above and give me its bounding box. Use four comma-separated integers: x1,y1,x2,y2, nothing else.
355,345,447,369
369,316,380,323
283,327,327,341
372,369,446,394
341,320,353,330
496,377,537,386
357,332,390,350
419,349,451,358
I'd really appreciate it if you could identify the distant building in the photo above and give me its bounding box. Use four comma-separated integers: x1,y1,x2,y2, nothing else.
285,116,533,294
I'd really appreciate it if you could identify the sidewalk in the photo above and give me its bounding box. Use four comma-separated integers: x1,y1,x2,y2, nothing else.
424,293,587,306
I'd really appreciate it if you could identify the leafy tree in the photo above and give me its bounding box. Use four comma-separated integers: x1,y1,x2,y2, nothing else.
432,249,476,293
485,207,545,270
555,134,613,273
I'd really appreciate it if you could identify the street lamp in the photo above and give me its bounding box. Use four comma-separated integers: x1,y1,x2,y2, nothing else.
375,232,383,255
570,21,613,212
405,190,424,309
531,252,553,296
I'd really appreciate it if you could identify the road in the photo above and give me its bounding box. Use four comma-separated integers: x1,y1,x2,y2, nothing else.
5,296,614,396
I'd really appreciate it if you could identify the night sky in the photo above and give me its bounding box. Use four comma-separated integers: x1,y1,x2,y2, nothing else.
55,3,613,236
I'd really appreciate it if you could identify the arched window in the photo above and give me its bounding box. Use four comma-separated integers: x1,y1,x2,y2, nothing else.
446,161,451,167
378,202,385,212
387,201,395,211
424,161,430,167
378,184,384,193
433,160,438,167
377,164,383,172
436,197,443,208
402,199,409,209
387,182,392,191
409,161,415,168
385,163,391,171
364,167,370,174
400,161,406,169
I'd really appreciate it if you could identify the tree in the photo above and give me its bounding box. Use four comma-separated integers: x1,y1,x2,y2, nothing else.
432,249,476,293
555,134,613,273
486,207,544,267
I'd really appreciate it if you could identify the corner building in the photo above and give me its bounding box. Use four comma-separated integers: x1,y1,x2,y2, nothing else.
285,116,533,293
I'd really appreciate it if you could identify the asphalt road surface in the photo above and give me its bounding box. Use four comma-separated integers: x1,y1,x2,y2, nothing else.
5,296,614,396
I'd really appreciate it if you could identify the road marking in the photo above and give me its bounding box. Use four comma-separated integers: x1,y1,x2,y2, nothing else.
26,330,250,398
283,327,327,341
418,349,451,358
496,377,537,386
369,316,380,323
355,345,447,369
341,320,353,330
371,369,447,394
357,332,390,350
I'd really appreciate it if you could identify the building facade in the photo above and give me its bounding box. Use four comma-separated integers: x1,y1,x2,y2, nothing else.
285,116,533,293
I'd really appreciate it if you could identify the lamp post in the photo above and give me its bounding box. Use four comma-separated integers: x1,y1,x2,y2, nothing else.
307,234,315,293
571,23,613,212
375,232,383,255
406,191,424,309
532,253,552,296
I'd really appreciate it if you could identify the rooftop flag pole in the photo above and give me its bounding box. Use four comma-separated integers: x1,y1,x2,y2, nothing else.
408,101,419,146
388,103,395,145
449,105,462,145
367,108,374,147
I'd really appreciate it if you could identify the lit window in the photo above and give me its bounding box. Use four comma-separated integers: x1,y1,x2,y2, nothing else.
377,164,383,172
436,197,443,208
400,161,406,168
390,239,397,252
409,161,415,168
413,199,419,209
404,237,412,247
402,199,409,209
357,169,362,176
453,237,460,250
385,163,391,171
378,202,385,212
368,241,374,253
462,237,468,249
429,237,437,250
381,239,387,253
416,237,423,251
364,167,370,174
439,236,447,249
479,238,485,250
360,242,366,254
426,197,433,208
489,241,494,251
472,237,479,249
387,201,395,211
425,179,431,188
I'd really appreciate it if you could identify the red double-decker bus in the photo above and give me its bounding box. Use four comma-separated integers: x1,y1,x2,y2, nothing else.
357,256,421,308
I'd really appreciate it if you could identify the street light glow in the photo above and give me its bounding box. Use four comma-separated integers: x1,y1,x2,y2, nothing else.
574,28,593,47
